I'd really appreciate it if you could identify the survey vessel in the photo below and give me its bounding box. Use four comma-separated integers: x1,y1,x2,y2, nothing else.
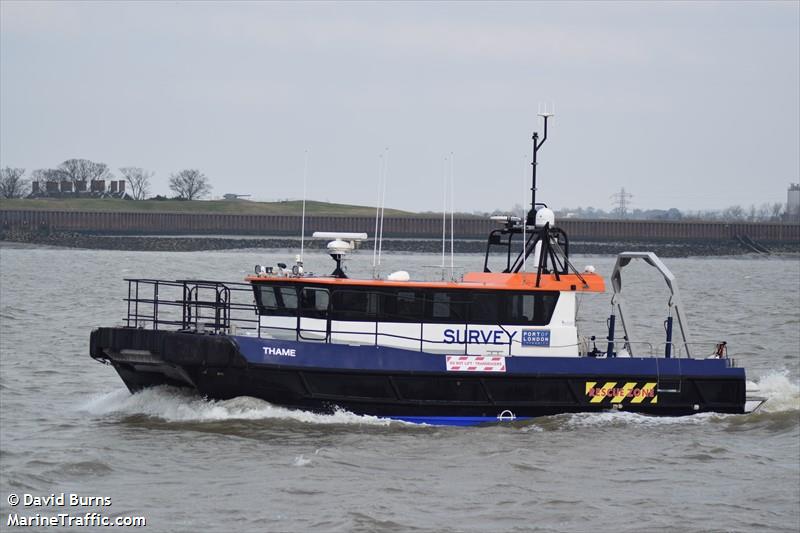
90,116,764,425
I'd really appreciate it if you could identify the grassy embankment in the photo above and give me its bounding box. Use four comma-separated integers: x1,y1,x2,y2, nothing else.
0,198,419,217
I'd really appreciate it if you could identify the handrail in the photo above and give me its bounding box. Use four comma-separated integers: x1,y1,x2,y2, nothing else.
122,278,723,360
123,278,258,335
664,341,729,359
262,322,579,356
614,341,654,358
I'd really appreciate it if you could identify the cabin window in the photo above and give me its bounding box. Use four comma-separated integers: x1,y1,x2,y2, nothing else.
470,292,500,324
258,285,559,325
507,292,559,325
396,290,423,321
331,289,379,322
379,290,423,322
301,288,329,319
466,291,559,325
432,293,451,319
257,285,298,317
425,291,468,323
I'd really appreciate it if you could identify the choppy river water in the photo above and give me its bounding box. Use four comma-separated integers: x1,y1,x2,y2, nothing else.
1,244,798,532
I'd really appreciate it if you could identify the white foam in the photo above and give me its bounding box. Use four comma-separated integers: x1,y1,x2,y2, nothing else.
292,455,312,467
751,370,800,413
79,387,393,426
559,410,727,429
545,369,800,429
78,370,798,429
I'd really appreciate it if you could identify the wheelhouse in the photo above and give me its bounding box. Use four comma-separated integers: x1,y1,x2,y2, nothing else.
248,273,603,357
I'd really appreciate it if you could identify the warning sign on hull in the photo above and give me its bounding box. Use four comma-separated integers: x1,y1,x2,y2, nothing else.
585,381,658,404
446,356,506,372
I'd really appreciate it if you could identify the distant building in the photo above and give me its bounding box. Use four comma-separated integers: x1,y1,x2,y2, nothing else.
28,179,131,200
788,183,800,222
223,194,251,200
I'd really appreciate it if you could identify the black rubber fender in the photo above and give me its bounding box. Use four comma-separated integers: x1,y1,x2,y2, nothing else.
90,327,246,369
160,332,243,368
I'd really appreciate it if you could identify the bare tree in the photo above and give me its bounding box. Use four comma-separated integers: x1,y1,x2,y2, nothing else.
31,168,64,184
119,167,153,200
771,202,784,220
58,158,111,185
28,168,60,194
0,167,28,198
168,169,211,200
721,205,745,221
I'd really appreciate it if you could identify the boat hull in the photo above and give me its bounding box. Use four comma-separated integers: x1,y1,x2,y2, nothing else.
90,327,747,425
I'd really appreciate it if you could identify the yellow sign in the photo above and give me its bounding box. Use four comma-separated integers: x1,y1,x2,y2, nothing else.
585,381,658,404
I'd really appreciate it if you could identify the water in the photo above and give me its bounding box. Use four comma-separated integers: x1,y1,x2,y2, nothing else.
1,244,798,532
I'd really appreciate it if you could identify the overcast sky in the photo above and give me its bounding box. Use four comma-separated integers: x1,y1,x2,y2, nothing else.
1,1,798,213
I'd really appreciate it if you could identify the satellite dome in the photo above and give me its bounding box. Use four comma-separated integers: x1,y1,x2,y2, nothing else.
535,207,555,228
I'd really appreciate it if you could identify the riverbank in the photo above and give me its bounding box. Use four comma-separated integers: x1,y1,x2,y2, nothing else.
2,229,797,256
0,197,416,217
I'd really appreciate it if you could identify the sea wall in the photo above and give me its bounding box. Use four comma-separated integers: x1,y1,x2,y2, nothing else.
2,230,798,257
2,209,799,242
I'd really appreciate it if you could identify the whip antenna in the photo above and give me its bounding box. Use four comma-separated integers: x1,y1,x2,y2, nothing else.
372,153,384,271
377,147,389,267
441,155,448,276
449,152,455,278
300,149,309,262
522,154,528,272
528,104,554,226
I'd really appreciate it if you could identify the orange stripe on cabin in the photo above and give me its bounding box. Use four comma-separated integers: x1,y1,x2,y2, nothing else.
245,271,605,293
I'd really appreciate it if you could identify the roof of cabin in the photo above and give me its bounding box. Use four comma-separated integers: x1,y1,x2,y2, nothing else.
245,271,605,293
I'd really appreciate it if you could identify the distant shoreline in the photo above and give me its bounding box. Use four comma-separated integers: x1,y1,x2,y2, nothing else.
2,230,798,257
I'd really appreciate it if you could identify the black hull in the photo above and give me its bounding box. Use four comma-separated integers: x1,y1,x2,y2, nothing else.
91,327,747,422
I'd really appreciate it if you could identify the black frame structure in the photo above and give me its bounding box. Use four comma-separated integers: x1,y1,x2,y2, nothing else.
482,114,586,289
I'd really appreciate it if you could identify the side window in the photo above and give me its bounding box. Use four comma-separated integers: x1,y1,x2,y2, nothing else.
258,285,298,317
470,292,500,323
507,292,559,325
278,287,298,313
425,291,468,323
301,288,329,319
537,292,559,325
259,286,277,310
395,290,423,321
432,292,451,319
332,290,379,322
509,294,535,324
377,290,422,322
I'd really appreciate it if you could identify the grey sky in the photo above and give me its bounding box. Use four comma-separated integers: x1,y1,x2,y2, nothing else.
1,1,798,213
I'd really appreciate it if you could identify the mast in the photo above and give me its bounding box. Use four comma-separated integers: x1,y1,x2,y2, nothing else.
527,112,552,226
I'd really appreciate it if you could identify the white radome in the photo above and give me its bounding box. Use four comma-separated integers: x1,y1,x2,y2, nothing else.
327,239,353,254
535,207,555,228
387,270,410,282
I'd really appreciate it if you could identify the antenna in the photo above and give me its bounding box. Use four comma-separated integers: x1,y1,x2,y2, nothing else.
372,154,383,270
300,149,309,261
441,155,448,275
449,152,455,278
522,154,528,272
611,187,634,218
377,147,389,268
527,104,554,226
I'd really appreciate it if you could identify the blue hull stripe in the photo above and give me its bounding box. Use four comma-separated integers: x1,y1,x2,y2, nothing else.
233,336,745,378
391,416,532,427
